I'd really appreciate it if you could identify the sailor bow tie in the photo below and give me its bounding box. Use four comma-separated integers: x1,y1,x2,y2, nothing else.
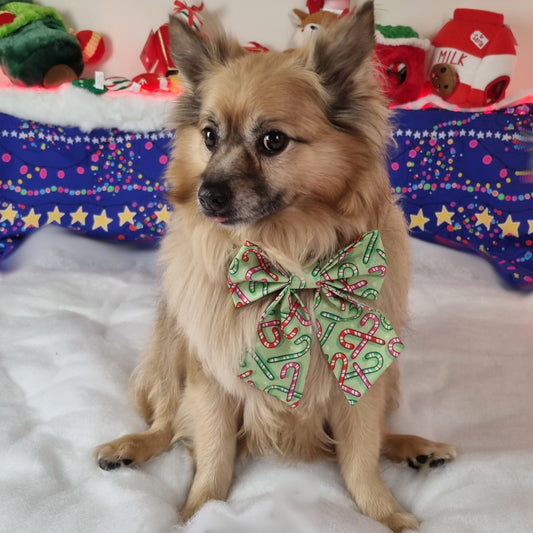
227,230,403,408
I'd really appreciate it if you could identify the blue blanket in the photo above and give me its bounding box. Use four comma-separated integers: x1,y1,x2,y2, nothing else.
1,104,532,289
389,104,532,290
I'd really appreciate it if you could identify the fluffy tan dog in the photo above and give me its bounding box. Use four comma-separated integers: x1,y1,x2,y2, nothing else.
96,3,456,531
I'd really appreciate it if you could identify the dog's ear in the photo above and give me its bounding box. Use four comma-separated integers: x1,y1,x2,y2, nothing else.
307,1,376,103
169,14,245,91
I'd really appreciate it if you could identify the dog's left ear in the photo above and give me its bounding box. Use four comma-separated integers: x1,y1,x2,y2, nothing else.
307,1,376,102
169,14,245,91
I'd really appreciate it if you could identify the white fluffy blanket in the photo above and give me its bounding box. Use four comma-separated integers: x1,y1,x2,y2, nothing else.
1,225,532,533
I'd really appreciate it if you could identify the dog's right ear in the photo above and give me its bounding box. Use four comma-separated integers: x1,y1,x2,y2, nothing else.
169,14,245,91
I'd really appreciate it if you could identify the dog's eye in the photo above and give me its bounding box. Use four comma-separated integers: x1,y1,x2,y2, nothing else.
202,127,218,150
259,131,289,156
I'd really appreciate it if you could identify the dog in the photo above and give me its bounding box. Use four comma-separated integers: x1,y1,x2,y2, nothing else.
95,3,456,531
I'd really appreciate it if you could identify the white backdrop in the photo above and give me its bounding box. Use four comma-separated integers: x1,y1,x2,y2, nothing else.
0,1,531,95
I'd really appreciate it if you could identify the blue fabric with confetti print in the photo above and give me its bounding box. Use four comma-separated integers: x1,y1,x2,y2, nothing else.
1,105,532,291
0,112,172,259
388,103,533,290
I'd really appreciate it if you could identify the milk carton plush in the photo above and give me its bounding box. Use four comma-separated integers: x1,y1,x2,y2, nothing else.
429,9,517,107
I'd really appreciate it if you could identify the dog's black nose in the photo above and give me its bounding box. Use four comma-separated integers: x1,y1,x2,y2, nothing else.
197,181,231,215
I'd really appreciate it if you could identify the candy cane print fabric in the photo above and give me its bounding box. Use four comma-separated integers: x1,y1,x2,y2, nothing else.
228,231,404,408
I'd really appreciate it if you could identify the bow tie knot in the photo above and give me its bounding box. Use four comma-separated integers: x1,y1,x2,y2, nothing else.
228,231,403,408
287,272,316,290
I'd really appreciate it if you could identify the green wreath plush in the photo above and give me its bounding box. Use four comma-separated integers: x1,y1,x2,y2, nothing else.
0,0,83,87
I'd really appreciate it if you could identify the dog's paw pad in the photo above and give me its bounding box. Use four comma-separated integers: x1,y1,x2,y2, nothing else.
408,448,456,471
429,457,446,468
97,455,134,471
407,458,421,471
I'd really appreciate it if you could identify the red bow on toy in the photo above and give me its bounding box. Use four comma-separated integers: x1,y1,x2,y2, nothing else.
173,1,204,31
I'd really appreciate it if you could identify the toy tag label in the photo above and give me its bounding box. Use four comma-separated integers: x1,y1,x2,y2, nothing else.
471,30,489,50
94,71,105,90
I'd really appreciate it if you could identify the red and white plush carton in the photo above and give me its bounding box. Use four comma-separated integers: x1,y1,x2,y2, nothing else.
429,9,517,107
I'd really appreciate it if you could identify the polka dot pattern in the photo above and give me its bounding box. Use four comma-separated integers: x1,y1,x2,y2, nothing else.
389,104,533,290
0,113,173,259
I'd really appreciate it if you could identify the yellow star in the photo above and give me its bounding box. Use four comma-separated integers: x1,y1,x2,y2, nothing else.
528,220,533,234
92,209,113,232
498,214,520,237
47,206,65,225
70,206,88,226
154,204,171,224
409,208,430,231
475,208,493,231
435,205,454,226
118,206,136,227
0,204,18,225
22,208,41,230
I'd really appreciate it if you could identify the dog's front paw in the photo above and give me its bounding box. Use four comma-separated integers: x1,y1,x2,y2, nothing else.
382,434,456,472
405,444,457,472
95,428,173,470
95,441,136,471
179,495,209,523
382,511,419,533
97,455,134,470
179,505,197,523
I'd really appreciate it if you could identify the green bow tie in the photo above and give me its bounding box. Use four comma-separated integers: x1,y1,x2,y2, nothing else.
228,230,403,408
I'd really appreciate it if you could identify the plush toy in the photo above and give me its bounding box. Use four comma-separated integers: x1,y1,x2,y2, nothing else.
0,0,84,87
374,25,429,106
292,4,428,106
428,9,517,107
291,0,349,47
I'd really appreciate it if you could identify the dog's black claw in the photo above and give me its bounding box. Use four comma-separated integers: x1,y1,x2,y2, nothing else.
416,454,429,464
429,458,446,468
98,457,121,471
407,458,420,470
122,458,133,466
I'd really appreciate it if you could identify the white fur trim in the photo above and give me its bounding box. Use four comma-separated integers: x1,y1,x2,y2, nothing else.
0,84,175,132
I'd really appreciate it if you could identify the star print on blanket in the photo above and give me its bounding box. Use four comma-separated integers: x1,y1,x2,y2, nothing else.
389,103,533,290
0,112,172,259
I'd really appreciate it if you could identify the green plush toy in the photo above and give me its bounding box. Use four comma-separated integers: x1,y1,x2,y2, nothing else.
0,0,84,87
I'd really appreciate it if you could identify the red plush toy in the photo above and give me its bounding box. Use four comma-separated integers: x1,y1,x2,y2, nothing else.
374,25,429,106
428,9,517,107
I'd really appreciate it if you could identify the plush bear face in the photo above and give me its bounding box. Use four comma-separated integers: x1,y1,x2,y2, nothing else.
430,63,458,96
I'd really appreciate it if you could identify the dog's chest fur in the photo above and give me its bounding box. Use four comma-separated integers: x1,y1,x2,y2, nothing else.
160,217,342,458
